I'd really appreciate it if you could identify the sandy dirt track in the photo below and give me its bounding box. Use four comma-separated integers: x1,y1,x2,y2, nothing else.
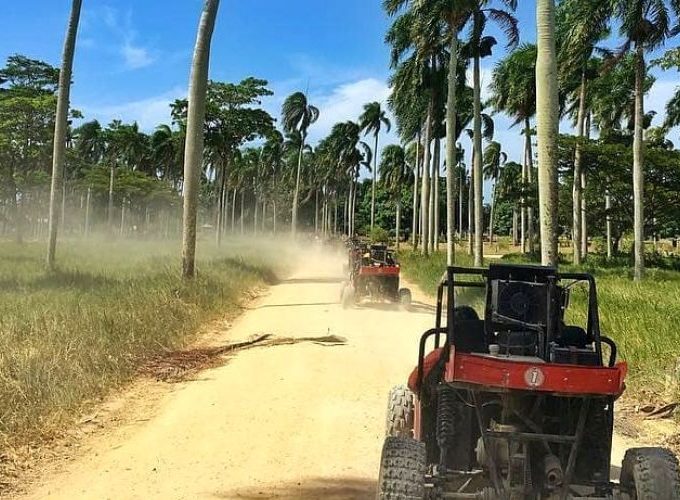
18,249,641,500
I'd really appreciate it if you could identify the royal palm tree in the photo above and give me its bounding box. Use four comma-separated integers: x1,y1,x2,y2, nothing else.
281,91,319,238
359,101,391,230
482,141,507,244
491,44,537,255
380,144,412,249
181,0,220,278
614,0,679,280
560,0,612,265
47,0,82,269
463,0,518,266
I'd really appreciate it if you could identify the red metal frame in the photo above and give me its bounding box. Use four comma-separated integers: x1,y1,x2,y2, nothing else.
444,349,627,396
358,265,400,276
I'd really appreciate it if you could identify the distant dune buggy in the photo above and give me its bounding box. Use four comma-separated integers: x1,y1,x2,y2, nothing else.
377,263,680,499
341,244,411,309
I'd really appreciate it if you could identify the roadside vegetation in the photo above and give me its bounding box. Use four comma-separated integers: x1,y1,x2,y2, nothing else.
0,238,291,449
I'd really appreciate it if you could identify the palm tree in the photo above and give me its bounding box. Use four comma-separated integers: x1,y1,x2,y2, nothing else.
181,0,220,279
560,0,612,265
262,130,284,233
614,0,679,280
281,91,319,238
47,0,83,270
359,101,391,231
536,0,560,266
490,44,537,255
464,0,519,267
482,141,507,244
380,144,412,249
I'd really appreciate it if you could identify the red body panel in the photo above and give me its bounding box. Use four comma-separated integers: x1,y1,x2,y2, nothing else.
444,350,627,396
358,265,400,276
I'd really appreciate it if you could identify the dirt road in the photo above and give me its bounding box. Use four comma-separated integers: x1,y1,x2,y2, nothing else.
18,249,643,499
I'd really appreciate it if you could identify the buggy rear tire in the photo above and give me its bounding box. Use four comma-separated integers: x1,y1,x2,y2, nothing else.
376,437,426,500
386,385,414,438
620,447,680,499
399,288,412,310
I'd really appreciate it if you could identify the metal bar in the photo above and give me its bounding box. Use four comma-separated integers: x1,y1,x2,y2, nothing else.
486,431,576,444
449,281,486,288
471,392,506,499
560,398,591,500
435,281,444,349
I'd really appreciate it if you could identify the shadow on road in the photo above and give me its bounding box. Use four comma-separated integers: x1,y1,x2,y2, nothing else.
280,277,345,285
355,300,435,314
253,301,339,309
214,477,376,499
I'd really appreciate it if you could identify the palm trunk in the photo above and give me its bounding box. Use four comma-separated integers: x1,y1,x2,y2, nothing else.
572,70,586,266
273,200,277,234
473,53,484,267
371,133,378,230
262,197,266,233
488,181,496,243
459,167,464,236
84,186,91,237
535,0,560,266
314,189,319,234
240,191,245,235
525,119,535,254
468,166,473,256
605,186,613,259
108,165,115,230
120,198,127,237
412,134,420,249
231,188,237,232
216,160,225,246
633,43,645,280
520,154,527,253
581,113,590,258
253,195,258,235
445,34,459,264
395,200,401,250
428,156,435,253
512,207,518,245
421,106,433,256
433,138,441,251
181,0,220,278
47,0,82,268
61,182,67,235
291,139,304,238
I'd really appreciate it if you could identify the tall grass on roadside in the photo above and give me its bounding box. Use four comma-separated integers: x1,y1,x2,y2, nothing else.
398,249,680,396
0,238,291,448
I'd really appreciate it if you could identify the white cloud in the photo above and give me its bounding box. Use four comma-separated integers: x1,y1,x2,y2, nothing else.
81,5,156,71
308,78,393,143
121,41,155,70
77,87,185,131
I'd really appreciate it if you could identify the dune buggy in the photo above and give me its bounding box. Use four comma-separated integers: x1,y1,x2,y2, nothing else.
341,244,411,309
377,263,680,499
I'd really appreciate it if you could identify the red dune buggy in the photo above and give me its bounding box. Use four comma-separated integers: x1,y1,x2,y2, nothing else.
377,263,680,499
341,244,411,309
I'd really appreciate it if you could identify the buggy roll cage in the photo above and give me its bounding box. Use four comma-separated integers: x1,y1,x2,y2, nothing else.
416,266,615,395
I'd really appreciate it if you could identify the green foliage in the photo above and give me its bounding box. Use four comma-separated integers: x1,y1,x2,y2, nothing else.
369,226,390,243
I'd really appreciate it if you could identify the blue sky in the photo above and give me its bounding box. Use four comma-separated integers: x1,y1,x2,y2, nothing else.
1,1,679,187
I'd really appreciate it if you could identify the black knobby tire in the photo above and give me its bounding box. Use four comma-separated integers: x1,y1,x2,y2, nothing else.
620,447,680,499
386,385,415,438
399,288,412,309
376,437,426,500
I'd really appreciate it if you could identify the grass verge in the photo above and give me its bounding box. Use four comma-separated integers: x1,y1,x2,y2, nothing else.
398,248,680,397
0,238,292,451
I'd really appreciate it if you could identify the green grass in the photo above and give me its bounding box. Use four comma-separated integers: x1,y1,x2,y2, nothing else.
398,248,680,395
0,238,292,448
